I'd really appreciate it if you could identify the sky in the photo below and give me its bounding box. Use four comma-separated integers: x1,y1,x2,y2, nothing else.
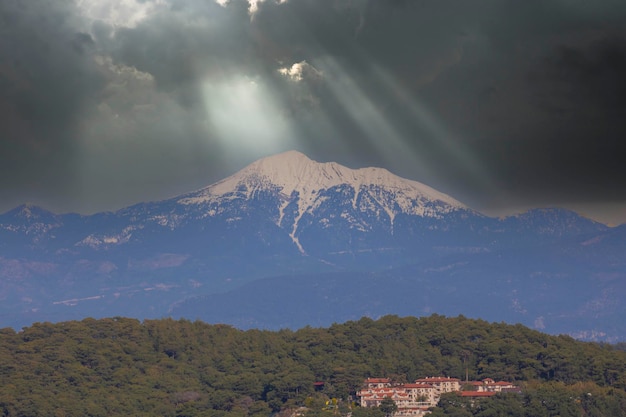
1,0,626,225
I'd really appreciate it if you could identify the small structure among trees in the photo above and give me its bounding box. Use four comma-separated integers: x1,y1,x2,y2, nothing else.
357,376,518,417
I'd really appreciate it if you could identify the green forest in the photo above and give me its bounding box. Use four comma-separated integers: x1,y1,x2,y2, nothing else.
1,314,626,416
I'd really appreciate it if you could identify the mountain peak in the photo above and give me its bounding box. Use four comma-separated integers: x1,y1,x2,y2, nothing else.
2,204,57,222
256,150,312,165
179,150,467,214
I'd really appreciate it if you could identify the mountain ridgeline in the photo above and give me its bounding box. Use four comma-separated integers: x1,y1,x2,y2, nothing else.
1,315,626,416
1,151,625,340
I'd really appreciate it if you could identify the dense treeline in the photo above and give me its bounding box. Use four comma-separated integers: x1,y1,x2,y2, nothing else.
1,315,626,416
431,383,626,417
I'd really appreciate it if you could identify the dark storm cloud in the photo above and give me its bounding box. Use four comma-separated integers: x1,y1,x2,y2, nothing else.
249,0,626,211
432,0,626,204
514,36,626,200
0,0,103,206
541,37,626,112
1,0,626,223
246,0,487,176
106,1,252,93
379,0,626,211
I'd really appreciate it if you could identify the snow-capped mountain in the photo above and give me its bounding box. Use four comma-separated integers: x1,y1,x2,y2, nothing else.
179,150,466,215
0,151,623,341
68,151,476,257
175,151,470,253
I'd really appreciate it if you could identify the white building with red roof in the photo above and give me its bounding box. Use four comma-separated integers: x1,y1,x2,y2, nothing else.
471,378,518,393
357,376,518,417
364,378,393,389
357,378,446,416
414,377,461,394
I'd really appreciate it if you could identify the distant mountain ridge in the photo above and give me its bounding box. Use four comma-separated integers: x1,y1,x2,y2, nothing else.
0,151,623,341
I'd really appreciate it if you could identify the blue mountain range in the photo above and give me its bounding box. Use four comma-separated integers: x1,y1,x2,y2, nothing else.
1,151,624,341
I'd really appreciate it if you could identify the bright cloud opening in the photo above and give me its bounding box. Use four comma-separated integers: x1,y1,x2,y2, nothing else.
203,77,295,156
247,0,289,16
278,61,322,82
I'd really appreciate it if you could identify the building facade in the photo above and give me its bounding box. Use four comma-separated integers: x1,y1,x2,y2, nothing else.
357,376,517,417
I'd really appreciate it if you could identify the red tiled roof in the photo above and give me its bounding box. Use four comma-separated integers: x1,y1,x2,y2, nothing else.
460,391,496,397
415,377,461,383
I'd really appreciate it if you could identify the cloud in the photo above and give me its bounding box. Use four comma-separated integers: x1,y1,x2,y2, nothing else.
76,0,167,29
247,0,289,17
278,61,322,82
540,36,626,111
1,0,626,223
0,0,104,206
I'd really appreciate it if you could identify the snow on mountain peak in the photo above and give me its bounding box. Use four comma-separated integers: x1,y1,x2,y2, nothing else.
178,150,466,214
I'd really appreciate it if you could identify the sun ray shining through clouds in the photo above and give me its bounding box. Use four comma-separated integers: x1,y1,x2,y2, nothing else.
312,56,427,173
76,0,167,29
370,64,500,199
202,76,296,157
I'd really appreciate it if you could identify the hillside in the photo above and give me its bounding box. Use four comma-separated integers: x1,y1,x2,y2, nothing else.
1,315,626,416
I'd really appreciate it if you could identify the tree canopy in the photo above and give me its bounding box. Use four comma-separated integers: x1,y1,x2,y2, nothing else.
0,315,625,416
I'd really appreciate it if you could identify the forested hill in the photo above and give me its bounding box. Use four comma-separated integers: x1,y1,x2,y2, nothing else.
1,315,626,416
